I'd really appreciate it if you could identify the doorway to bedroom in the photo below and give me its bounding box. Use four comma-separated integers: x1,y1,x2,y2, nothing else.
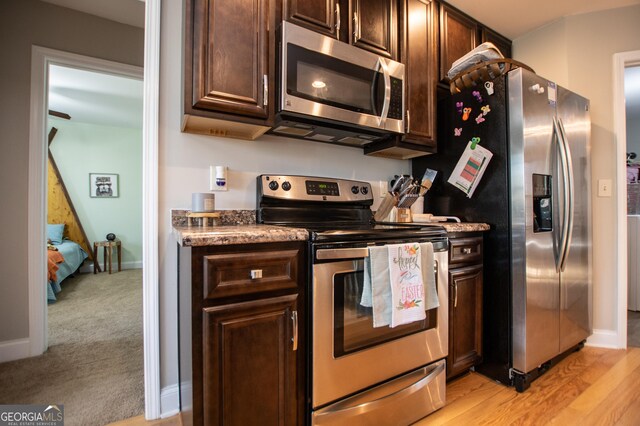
44,63,145,423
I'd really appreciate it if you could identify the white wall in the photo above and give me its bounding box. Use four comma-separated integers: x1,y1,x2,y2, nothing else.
514,4,640,336
158,0,410,390
0,0,143,343
49,118,143,265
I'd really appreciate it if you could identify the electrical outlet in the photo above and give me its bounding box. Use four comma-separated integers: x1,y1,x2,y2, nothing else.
598,179,612,197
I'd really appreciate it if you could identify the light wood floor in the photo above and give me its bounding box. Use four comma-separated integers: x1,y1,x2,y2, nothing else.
109,347,640,426
416,346,640,425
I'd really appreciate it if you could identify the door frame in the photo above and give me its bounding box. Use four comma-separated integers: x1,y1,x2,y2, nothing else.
27,0,161,419
613,49,640,349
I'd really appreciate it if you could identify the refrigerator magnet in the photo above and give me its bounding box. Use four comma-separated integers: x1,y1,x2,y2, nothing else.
462,107,472,121
484,81,494,95
447,141,493,198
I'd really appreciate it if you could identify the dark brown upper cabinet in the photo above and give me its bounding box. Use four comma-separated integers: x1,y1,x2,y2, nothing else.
401,0,437,147
438,2,478,82
183,0,276,140
284,0,397,59
481,26,512,58
350,0,397,59
284,0,338,38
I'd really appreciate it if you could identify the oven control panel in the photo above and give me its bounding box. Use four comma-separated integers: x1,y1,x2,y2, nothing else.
258,175,373,203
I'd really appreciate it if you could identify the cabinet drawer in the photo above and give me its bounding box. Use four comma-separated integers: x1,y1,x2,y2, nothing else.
203,249,300,300
449,237,482,265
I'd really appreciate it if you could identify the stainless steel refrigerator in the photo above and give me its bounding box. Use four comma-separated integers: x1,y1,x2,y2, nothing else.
413,67,592,391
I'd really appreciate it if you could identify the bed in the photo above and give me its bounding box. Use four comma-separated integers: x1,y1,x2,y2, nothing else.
47,224,88,302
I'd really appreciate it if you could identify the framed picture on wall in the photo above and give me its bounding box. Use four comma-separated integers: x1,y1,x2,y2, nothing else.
90,173,119,198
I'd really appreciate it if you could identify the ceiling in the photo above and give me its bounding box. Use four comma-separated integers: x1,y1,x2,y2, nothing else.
48,65,143,129
43,0,144,129
445,0,640,39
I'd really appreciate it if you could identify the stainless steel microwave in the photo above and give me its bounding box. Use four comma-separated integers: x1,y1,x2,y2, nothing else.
278,21,405,136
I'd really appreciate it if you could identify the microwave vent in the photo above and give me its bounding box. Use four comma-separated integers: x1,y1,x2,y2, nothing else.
338,136,371,146
306,133,335,142
272,125,313,137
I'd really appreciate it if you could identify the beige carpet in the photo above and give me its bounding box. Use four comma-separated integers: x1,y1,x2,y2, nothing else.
0,269,144,425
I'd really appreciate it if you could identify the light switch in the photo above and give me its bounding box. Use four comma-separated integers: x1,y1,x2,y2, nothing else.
598,179,612,197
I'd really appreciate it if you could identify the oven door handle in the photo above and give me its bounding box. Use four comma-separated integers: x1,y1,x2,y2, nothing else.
313,360,445,419
316,247,369,260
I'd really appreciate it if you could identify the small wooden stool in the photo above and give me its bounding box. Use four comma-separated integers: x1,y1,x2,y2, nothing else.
93,239,122,274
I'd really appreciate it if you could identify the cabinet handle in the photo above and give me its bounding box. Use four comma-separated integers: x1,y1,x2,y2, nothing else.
335,3,341,35
291,310,298,351
406,109,411,133
250,269,263,279
263,75,268,107
462,247,472,254
353,11,359,41
453,283,458,308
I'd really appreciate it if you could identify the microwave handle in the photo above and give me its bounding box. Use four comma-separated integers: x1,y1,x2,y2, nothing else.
376,58,391,127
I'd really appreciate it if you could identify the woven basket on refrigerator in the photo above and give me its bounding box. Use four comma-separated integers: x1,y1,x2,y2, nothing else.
449,59,534,94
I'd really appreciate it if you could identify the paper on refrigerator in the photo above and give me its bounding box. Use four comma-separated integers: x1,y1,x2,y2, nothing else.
447,141,493,198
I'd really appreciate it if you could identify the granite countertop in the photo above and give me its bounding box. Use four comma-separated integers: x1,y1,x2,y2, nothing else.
173,224,309,247
438,222,490,233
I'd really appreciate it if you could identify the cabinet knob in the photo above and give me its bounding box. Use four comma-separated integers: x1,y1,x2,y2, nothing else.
250,269,263,279
462,247,472,254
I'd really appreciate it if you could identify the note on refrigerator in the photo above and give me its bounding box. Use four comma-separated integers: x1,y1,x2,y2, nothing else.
447,141,493,198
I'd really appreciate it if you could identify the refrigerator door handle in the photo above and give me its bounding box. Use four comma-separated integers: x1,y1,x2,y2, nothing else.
554,116,571,273
557,118,575,272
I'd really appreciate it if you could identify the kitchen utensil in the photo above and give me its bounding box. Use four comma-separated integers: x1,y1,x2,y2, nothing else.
374,192,397,222
419,169,438,196
397,193,419,208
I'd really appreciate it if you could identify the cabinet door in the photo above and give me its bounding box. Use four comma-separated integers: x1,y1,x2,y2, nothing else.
284,0,338,38
203,294,301,425
448,264,483,379
187,0,273,120
481,26,512,58
351,0,397,59
438,3,478,82
402,0,437,146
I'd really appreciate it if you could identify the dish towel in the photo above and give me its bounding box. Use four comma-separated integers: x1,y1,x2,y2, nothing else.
361,246,392,327
361,243,439,328
388,243,426,327
420,242,439,311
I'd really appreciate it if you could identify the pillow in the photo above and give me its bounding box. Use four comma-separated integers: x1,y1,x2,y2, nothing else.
47,224,65,245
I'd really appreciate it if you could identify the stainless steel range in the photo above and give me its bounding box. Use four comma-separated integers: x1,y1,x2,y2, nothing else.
257,175,449,425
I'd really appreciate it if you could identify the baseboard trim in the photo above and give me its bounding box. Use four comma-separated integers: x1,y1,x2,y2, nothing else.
80,261,143,274
161,384,180,419
586,329,623,349
0,338,31,363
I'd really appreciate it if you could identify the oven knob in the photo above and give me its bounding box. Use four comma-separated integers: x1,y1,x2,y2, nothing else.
351,185,360,194
268,181,279,191
282,181,292,191
360,186,369,195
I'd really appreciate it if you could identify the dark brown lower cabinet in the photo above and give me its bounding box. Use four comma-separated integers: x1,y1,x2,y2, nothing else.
202,295,299,425
178,241,306,426
447,236,483,379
